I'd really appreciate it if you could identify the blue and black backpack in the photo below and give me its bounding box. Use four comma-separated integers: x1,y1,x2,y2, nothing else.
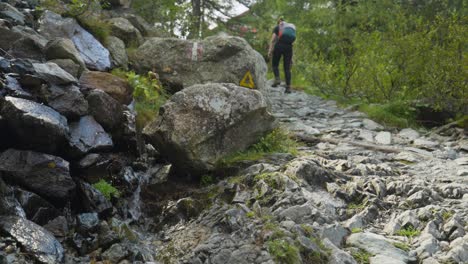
279,22,296,44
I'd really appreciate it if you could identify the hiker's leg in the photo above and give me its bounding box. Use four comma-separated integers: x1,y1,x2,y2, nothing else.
272,46,281,80
283,45,293,87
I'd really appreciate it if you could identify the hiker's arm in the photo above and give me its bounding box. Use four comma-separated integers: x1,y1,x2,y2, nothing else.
268,33,277,57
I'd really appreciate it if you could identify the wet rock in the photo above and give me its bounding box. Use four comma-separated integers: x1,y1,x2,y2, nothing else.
76,212,99,234
32,62,77,85
131,35,267,92
79,71,133,104
0,178,26,218
68,115,113,156
15,188,60,225
143,83,275,173
44,38,85,71
346,232,409,263
105,35,128,69
86,89,124,130
38,11,111,71
375,131,392,145
108,17,143,47
78,181,112,215
39,84,88,119
0,149,75,200
0,216,64,264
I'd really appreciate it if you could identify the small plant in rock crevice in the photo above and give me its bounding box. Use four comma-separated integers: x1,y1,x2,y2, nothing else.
393,242,410,252
267,239,301,264
395,225,421,238
93,179,120,200
350,248,372,264
351,228,363,233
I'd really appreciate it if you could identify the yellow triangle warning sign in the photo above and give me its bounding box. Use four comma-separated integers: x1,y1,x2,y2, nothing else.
239,71,255,89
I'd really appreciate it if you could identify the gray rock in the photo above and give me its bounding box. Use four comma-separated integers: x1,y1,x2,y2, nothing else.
124,14,151,36
421,257,440,264
1,96,69,153
358,129,374,142
3,74,33,99
375,131,392,145
32,62,77,85
284,157,343,187
105,36,128,69
0,149,75,200
102,243,130,263
323,238,357,264
108,17,143,47
43,216,69,238
0,3,25,25
44,38,86,71
0,27,44,60
277,203,314,223
38,11,111,71
413,138,439,150
398,128,420,141
143,83,275,173
0,216,64,264
414,234,440,257
68,116,113,156
15,188,60,225
362,119,383,130
347,232,409,263
457,168,468,176
76,213,99,234
455,157,468,166
48,59,82,78
444,236,468,263
320,224,350,247
86,89,124,131
131,35,267,92
384,210,421,235
39,84,88,119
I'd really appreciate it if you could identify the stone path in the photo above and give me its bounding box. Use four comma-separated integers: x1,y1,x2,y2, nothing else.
263,83,468,264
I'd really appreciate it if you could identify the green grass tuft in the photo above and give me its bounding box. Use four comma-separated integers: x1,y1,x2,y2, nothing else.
395,225,421,238
219,128,299,166
200,175,215,186
77,16,111,43
92,179,120,200
267,239,301,264
351,228,363,233
393,242,410,252
351,248,372,264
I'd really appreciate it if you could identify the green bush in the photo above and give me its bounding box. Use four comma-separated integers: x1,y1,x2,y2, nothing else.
267,239,301,264
93,179,120,200
112,69,169,130
395,225,421,238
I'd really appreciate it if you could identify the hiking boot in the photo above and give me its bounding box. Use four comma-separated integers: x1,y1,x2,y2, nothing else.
272,78,281,87
284,86,292,94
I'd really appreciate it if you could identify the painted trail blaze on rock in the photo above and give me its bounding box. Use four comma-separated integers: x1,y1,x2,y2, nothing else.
143,83,276,173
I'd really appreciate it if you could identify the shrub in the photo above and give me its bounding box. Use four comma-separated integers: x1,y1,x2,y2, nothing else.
112,69,169,130
93,179,120,200
267,239,301,264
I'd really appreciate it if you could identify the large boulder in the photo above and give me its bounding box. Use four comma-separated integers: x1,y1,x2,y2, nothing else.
0,96,69,153
38,11,111,71
131,35,267,92
0,26,44,60
143,83,275,173
32,62,78,85
79,71,133,104
86,89,124,131
0,149,76,200
0,3,25,25
0,216,64,264
105,36,128,69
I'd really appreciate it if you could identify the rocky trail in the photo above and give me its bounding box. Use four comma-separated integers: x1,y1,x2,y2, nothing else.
0,0,467,263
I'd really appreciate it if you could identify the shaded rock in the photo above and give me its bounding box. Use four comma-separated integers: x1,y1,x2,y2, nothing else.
15,188,60,225
79,71,133,104
131,35,267,92
284,157,344,188
86,89,124,130
102,243,130,263
320,224,350,247
0,27,44,60
32,62,77,85
124,14,151,36
0,216,64,264
38,11,111,71
0,178,26,218
39,84,88,119
44,38,85,70
143,83,275,173
43,216,69,239
68,116,113,156
78,181,112,215
347,232,409,263
105,36,128,69
0,149,75,200
0,96,69,153
3,74,33,99
48,59,82,78
108,17,143,47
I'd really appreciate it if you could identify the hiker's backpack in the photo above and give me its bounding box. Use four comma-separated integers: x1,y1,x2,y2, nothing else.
279,22,296,44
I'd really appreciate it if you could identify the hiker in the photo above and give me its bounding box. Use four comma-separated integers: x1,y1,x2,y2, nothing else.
268,17,296,94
